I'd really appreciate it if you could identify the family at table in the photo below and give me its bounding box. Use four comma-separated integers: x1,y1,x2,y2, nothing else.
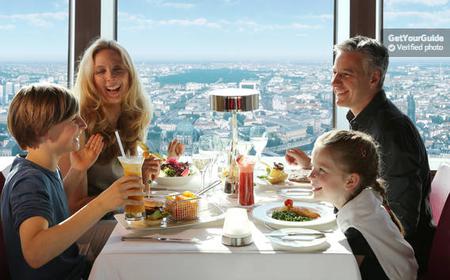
0,36,434,280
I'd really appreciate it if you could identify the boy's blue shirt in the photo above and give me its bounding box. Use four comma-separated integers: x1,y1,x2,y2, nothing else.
0,156,86,280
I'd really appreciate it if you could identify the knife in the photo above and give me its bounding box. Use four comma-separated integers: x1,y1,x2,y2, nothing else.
121,235,201,243
265,232,325,238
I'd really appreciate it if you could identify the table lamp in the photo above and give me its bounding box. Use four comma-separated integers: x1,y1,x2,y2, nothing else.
209,88,259,194
222,208,253,246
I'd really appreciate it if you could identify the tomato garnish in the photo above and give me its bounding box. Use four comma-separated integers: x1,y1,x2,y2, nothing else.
284,199,293,207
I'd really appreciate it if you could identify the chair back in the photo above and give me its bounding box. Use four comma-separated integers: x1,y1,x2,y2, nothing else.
426,194,450,279
429,163,450,224
0,172,11,279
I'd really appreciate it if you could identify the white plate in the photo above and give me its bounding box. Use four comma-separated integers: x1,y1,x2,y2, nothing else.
277,188,316,202
252,201,336,230
115,200,225,232
255,176,311,189
268,228,329,252
155,175,194,187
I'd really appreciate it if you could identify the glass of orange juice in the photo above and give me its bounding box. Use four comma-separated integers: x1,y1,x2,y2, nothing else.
118,156,145,221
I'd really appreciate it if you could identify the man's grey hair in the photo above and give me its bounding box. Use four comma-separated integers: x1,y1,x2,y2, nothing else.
334,35,389,88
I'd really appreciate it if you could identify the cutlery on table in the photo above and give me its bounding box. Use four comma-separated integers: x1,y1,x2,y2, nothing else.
121,235,201,244
265,232,325,238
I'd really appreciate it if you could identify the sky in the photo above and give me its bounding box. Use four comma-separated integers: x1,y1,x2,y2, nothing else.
0,0,449,62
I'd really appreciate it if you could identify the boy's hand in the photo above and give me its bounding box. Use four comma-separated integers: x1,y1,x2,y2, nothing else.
167,139,185,159
142,156,161,183
285,148,312,169
97,176,144,213
70,134,104,172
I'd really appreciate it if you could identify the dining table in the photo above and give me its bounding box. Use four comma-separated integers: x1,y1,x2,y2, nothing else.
88,160,362,280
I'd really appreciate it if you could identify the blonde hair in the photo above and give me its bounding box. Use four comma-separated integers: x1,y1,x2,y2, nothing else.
73,38,151,163
8,83,78,150
316,130,404,235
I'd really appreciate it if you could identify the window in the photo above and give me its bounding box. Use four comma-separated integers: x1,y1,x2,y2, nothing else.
118,0,334,155
0,0,68,156
383,0,450,160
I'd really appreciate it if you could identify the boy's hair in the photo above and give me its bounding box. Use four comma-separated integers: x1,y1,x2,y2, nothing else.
316,129,404,235
7,83,79,150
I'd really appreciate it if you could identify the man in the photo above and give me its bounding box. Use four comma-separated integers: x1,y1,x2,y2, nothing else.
286,36,434,272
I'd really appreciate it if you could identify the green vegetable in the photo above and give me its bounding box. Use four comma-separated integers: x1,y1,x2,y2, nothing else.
271,210,312,222
163,167,177,177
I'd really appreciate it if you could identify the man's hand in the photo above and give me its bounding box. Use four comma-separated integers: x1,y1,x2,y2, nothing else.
70,134,104,172
285,148,312,168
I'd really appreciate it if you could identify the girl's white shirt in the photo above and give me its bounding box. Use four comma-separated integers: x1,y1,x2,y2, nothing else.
337,188,418,280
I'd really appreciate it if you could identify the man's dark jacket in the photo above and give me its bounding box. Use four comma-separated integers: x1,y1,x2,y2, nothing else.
346,90,435,271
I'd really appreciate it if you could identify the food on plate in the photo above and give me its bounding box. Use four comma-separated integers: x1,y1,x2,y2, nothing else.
258,162,288,184
160,157,192,177
144,199,169,225
165,191,199,221
271,199,320,222
137,140,165,160
288,170,311,183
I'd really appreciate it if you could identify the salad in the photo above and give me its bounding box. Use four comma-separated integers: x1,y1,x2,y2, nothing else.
161,157,192,177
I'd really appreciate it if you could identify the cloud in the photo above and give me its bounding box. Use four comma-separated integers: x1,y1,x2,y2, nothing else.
145,0,195,9
119,12,322,32
0,24,15,30
385,9,450,27
385,0,449,6
162,2,195,9
0,12,67,28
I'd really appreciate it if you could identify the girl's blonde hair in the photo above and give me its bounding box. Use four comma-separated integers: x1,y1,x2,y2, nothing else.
73,38,151,163
316,129,404,235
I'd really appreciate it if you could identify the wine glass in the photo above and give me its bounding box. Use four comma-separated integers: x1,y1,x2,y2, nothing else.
192,143,213,190
250,126,268,164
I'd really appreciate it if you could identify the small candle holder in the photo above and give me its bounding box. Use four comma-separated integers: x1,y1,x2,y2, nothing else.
221,208,253,247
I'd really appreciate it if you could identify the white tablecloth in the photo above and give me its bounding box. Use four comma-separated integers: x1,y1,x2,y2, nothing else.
89,158,361,280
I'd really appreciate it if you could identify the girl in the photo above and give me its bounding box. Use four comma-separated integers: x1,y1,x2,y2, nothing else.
309,130,418,280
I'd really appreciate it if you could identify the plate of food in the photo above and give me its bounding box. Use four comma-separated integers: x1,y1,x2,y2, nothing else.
252,199,336,230
255,163,311,189
155,157,195,187
277,188,316,202
267,227,329,252
115,192,225,231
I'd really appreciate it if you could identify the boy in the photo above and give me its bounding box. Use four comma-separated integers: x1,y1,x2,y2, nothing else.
0,84,144,279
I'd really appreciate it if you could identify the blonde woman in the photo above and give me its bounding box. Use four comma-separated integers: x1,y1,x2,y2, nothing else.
60,38,182,211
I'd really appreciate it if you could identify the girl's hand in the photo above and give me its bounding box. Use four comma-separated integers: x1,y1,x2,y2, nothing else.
285,148,311,169
142,156,161,183
167,139,185,159
70,134,104,171
97,176,144,213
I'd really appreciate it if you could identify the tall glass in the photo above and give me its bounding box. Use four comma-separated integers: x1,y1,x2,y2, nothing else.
192,153,212,191
237,156,256,206
250,126,268,164
118,156,145,221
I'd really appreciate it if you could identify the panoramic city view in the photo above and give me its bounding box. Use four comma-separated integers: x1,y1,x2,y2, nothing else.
0,0,448,160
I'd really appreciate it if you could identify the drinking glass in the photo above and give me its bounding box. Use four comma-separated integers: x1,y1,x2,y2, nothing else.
199,134,221,179
192,143,213,190
250,126,268,163
118,156,145,221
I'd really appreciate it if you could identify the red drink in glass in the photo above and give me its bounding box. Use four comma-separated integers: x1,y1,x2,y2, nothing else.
237,157,255,206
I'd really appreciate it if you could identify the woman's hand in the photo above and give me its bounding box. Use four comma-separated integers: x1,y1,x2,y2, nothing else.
96,176,144,213
167,139,185,159
142,156,161,183
285,148,311,168
70,134,104,172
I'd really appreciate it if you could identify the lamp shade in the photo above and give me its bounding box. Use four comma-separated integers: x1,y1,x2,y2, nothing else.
209,88,259,112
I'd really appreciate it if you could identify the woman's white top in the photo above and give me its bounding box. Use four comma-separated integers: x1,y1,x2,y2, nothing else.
337,188,418,280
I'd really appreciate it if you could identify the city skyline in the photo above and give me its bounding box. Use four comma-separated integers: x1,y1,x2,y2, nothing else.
1,0,449,61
